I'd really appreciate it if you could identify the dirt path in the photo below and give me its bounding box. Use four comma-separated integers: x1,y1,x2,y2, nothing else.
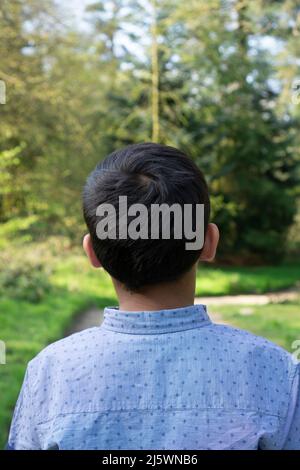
195,288,299,306
66,287,299,335
65,307,104,336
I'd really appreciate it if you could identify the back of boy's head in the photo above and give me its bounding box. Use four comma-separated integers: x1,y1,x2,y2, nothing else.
83,142,210,291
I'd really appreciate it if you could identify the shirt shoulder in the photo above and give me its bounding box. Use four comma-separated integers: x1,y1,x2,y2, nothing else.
28,326,108,371
207,323,298,418
210,323,297,390
211,321,293,355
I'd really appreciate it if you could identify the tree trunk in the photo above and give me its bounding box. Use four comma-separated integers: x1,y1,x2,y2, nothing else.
151,0,159,142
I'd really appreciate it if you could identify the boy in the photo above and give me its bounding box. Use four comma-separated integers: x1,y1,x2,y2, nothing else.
7,143,300,450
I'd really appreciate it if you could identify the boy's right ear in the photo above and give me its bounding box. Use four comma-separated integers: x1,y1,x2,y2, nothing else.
83,234,102,268
199,223,219,262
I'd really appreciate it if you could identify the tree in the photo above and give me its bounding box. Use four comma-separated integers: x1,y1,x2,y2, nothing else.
171,0,298,261
0,0,298,260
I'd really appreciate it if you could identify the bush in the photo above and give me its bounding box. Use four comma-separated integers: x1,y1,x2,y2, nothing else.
0,256,52,302
0,239,67,302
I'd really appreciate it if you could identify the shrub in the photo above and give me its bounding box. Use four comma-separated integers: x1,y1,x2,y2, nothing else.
0,239,68,302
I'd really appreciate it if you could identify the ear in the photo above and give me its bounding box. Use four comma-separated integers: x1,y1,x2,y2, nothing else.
83,233,102,268
199,223,219,262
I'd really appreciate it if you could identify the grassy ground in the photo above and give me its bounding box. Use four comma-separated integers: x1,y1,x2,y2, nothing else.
195,264,300,296
209,300,300,351
0,250,299,448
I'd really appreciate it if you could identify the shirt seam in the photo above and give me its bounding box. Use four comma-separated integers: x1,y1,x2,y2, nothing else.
27,364,42,449
35,406,284,427
279,363,300,449
100,321,212,335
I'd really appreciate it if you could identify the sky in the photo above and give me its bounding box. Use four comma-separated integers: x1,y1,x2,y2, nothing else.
60,0,93,30
60,0,147,58
58,0,289,68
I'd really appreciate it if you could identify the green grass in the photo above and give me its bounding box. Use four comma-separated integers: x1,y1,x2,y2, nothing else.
209,300,300,352
0,251,299,448
195,264,300,296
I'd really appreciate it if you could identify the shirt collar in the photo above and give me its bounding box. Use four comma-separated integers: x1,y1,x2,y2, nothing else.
102,304,211,334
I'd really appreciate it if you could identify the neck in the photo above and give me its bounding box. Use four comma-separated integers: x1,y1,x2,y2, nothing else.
113,266,196,312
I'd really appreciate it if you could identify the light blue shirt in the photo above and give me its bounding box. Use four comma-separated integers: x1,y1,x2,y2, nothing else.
7,304,300,450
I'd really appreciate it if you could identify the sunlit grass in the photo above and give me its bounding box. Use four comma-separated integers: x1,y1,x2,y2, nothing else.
195,264,300,296
209,300,300,352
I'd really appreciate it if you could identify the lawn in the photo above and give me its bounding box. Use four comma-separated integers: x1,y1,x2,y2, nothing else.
209,300,300,352
0,248,299,448
195,264,300,296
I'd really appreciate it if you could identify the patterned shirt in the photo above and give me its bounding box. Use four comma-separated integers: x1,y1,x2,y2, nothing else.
7,304,300,450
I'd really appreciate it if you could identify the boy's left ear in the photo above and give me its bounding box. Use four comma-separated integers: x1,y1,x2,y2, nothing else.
83,234,102,268
199,223,219,262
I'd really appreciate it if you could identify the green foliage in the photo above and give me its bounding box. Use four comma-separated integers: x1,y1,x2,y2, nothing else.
0,0,299,256
0,146,24,195
0,215,38,248
0,237,74,301
0,257,51,303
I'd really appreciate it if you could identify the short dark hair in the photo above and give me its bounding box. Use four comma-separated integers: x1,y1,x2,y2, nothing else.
83,142,210,290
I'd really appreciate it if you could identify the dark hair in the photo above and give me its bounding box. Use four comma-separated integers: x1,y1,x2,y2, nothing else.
83,142,210,290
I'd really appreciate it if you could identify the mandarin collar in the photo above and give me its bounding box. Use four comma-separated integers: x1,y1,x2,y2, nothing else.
101,304,211,334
